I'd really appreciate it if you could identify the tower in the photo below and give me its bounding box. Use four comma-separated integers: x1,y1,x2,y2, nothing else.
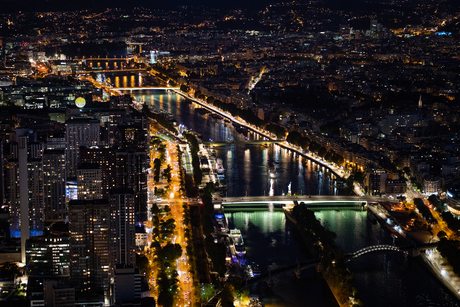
5,129,44,263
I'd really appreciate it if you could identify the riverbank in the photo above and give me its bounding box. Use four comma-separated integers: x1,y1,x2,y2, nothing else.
368,202,460,303
418,254,460,300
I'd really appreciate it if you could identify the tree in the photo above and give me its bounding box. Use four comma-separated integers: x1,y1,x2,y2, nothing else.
159,243,182,262
437,230,447,239
158,289,174,307
180,84,188,92
151,203,160,216
154,158,162,182
286,131,302,146
220,284,235,307
163,165,172,183
0,262,20,279
318,146,328,158
194,90,201,98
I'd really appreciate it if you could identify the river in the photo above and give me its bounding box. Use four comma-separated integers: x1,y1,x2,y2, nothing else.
105,74,460,307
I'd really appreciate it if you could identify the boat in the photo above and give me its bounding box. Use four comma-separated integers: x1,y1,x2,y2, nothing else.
251,262,261,276
216,158,225,175
230,229,246,255
268,161,277,179
195,108,210,114
245,264,254,278
210,113,222,119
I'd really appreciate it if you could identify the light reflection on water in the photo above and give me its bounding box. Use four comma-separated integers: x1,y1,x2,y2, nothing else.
229,209,460,307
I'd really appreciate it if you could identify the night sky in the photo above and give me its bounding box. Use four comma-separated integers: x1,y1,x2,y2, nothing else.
0,0,394,13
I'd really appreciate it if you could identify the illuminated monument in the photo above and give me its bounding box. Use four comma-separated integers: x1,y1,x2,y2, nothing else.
150,50,157,64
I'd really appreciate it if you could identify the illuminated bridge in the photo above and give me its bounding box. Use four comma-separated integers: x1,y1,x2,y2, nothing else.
114,87,180,90
219,195,397,210
202,140,282,146
76,57,132,60
78,69,146,73
348,245,401,259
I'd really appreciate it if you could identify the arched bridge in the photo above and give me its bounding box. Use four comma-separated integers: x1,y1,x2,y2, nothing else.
345,242,438,260
348,245,401,259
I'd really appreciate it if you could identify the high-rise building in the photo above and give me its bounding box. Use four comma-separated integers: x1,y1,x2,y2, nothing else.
26,236,70,277
109,189,136,267
5,129,44,263
115,149,148,223
76,163,102,200
80,146,116,199
109,94,132,110
43,149,67,223
43,280,75,307
65,118,100,178
113,264,141,306
69,199,110,295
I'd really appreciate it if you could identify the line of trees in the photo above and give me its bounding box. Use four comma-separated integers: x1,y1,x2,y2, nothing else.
201,184,227,277
414,198,436,225
144,105,177,133
149,204,182,307
437,238,460,276
183,132,203,186
441,211,460,232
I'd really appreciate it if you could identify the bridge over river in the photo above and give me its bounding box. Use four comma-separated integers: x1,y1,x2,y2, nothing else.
203,140,282,146
246,242,439,285
219,195,397,210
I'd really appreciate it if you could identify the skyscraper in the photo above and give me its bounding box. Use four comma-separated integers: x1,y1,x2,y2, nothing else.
69,199,110,295
43,149,67,223
65,118,100,178
76,163,102,200
80,146,116,199
109,189,136,267
115,149,148,223
26,236,70,277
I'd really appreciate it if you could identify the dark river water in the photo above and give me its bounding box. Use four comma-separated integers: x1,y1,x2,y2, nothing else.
105,73,460,307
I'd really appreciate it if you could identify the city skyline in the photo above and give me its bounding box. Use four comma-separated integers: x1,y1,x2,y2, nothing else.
1,1,460,306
